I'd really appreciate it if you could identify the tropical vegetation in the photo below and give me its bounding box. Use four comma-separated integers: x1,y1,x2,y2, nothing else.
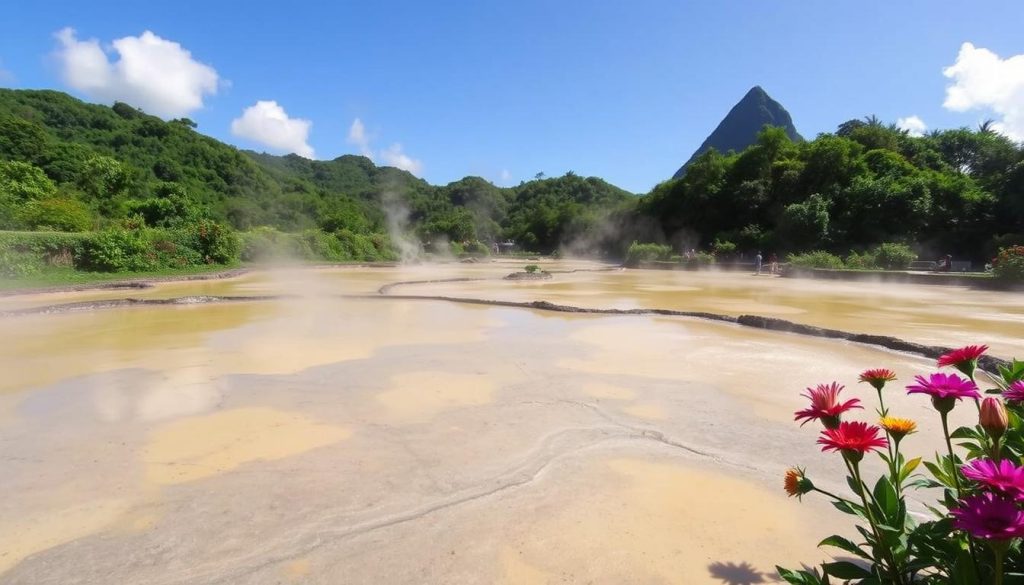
1,88,1022,281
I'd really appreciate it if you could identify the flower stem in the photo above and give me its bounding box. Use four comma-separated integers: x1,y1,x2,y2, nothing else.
848,458,903,584
995,548,1005,585
941,410,981,582
811,487,858,507
940,412,962,496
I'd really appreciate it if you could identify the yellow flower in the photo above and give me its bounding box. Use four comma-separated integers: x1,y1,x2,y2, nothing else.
879,416,917,440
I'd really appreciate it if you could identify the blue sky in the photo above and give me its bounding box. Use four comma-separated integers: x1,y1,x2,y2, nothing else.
2,0,1023,193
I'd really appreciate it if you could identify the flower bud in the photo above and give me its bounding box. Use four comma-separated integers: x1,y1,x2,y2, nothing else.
980,397,1009,440
784,468,814,500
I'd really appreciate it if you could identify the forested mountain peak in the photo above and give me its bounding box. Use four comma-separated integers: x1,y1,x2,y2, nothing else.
674,86,803,179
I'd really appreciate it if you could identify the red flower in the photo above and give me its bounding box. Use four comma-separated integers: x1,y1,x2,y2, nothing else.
937,345,988,377
817,421,889,462
794,382,862,429
858,368,897,391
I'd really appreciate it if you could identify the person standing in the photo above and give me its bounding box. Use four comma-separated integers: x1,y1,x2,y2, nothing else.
769,253,778,275
755,251,762,275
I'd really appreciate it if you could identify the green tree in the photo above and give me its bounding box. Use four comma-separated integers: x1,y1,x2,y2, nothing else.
0,161,58,228
776,194,830,250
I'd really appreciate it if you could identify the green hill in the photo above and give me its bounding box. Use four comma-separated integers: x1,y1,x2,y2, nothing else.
0,88,634,253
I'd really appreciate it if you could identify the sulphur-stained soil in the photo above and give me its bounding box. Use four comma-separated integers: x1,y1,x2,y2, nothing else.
0,260,1013,584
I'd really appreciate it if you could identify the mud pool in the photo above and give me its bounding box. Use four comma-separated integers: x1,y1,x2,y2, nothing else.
0,260,1019,584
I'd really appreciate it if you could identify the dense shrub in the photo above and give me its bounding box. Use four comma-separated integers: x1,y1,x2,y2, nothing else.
786,250,845,269
239,227,300,261
711,239,737,259
447,241,465,256
0,231,89,276
0,248,45,277
17,198,94,232
844,250,877,270
77,228,152,272
684,251,716,267
239,227,395,263
872,242,917,270
624,241,672,267
993,245,1024,282
464,241,491,257
188,219,239,264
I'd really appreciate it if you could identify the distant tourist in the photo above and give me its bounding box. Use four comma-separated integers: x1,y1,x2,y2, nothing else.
769,253,778,275
755,251,762,275
937,254,952,272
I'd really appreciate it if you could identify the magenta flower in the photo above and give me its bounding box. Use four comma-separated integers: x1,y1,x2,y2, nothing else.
794,382,862,429
1003,381,1024,403
962,459,1024,499
951,492,1024,540
906,373,980,413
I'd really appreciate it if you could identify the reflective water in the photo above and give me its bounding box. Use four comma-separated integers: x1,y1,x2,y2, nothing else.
397,267,1024,358
0,262,1012,584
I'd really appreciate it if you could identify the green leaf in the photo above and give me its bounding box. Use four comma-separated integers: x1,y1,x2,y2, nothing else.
951,548,979,585
950,426,979,440
776,566,825,585
823,561,873,579
872,475,899,520
832,499,863,516
900,457,922,482
818,535,870,559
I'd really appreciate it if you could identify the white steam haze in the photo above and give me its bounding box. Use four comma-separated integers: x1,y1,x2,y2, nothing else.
347,118,424,175
944,42,1024,141
380,190,422,263
230,100,315,158
52,28,219,118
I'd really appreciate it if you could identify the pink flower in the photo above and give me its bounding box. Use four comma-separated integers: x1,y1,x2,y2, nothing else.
938,345,989,368
1003,381,1024,403
962,459,1024,499
980,398,1009,440
817,421,888,462
794,382,862,429
906,373,980,413
951,492,1024,540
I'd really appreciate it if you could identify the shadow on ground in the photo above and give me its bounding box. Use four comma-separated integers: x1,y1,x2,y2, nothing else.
708,561,779,584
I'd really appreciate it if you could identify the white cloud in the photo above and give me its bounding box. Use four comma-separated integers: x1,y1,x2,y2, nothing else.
346,118,423,175
500,169,511,183
52,28,219,119
347,118,374,157
380,143,424,175
896,115,928,137
230,100,314,158
943,42,1024,141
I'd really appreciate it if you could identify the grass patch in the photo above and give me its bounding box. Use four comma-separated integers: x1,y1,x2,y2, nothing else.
0,263,237,292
